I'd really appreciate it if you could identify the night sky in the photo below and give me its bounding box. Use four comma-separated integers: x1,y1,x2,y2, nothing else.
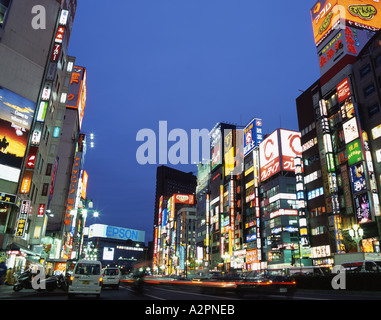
67,0,321,244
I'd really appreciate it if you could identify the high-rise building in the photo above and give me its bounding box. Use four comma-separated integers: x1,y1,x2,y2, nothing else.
257,129,304,268
0,0,78,271
153,165,197,231
295,1,381,266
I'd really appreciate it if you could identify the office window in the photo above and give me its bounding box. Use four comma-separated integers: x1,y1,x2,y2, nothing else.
360,64,371,78
368,103,380,118
41,183,49,196
375,54,381,68
364,83,375,97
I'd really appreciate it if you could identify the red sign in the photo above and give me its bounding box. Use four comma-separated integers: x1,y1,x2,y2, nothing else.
55,26,65,43
38,204,45,217
259,130,280,182
174,194,194,204
26,146,38,169
51,43,62,61
337,77,351,103
280,130,302,172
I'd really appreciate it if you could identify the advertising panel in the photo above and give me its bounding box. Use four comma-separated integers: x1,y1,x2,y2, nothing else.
343,117,359,144
0,87,36,183
173,194,194,205
350,162,367,194
196,161,210,193
66,66,87,129
259,130,280,182
347,139,363,166
280,129,302,172
64,152,82,225
224,129,235,176
318,26,375,75
20,171,33,194
81,170,88,199
354,193,372,223
161,209,168,228
15,200,30,238
103,247,115,261
89,224,145,242
337,77,351,103
311,0,381,47
244,118,263,156
210,127,222,170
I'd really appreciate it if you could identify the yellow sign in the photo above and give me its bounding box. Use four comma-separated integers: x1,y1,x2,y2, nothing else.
311,0,381,46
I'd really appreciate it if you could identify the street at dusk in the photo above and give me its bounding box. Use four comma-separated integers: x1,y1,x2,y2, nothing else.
1,0,381,316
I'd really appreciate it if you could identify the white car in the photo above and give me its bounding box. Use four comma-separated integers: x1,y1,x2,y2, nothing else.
102,267,121,289
68,260,103,299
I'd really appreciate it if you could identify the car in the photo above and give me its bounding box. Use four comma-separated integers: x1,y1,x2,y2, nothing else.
340,260,381,273
102,267,121,289
236,269,296,298
67,260,103,299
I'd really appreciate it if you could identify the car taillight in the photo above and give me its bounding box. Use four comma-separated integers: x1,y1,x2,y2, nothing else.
69,276,73,285
99,277,103,286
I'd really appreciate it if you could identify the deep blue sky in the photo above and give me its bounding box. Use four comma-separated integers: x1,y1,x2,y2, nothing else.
68,0,321,244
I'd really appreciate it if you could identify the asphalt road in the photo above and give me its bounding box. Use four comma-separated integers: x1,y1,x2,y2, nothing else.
2,281,381,301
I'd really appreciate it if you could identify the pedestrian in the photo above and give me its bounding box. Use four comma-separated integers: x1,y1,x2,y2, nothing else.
5,267,13,285
0,261,6,285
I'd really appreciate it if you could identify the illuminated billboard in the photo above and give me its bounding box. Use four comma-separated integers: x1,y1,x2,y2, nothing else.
280,129,302,172
224,129,235,176
343,117,360,144
173,194,194,205
259,130,280,182
210,126,222,170
318,26,375,75
89,224,145,242
66,66,87,129
0,87,36,183
244,118,263,156
354,193,372,223
311,0,381,47
81,170,88,199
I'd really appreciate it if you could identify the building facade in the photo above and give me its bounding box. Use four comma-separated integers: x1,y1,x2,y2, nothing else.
0,0,83,273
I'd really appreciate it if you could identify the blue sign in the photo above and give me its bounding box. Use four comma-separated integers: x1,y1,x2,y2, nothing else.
244,118,263,156
161,209,168,228
105,226,145,242
350,163,367,194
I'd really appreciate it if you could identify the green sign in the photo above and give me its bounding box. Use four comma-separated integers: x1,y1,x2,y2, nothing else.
347,139,363,166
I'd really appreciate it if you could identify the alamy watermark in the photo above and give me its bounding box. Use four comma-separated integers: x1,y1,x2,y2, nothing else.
136,121,211,165
31,5,46,30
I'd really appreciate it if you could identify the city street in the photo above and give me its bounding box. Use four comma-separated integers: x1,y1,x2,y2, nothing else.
1,282,381,301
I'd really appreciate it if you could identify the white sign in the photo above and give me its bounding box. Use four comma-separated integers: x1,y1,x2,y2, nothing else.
343,117,359,144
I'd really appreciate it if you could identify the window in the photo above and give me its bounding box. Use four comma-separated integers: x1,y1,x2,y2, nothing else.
75,263,101,275
368,103,380,118
360,64,371,78
311,225,326,235
364,83,375,97
33,226,41,240
375,54,381,68
41,183,49,196
0,0,11,28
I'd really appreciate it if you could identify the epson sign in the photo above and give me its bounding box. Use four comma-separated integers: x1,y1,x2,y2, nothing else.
89,224,145,243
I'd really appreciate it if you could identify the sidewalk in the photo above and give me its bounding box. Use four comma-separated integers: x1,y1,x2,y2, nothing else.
0,284,67,299
0,284,36,299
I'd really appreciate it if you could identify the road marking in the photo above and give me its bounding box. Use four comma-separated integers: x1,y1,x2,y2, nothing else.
154,287,240,300
121,285,166,300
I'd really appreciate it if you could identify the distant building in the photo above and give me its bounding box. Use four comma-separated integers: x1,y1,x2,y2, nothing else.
82,224,147,272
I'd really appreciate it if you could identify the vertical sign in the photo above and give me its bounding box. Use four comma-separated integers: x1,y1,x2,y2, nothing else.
15,200,30,237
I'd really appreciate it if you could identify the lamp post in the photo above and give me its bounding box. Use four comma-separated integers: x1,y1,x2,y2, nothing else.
349,224,364,252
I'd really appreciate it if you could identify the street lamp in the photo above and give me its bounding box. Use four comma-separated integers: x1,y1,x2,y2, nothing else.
349,224,364,252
